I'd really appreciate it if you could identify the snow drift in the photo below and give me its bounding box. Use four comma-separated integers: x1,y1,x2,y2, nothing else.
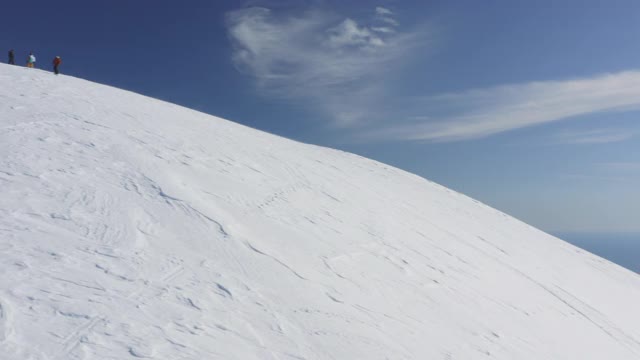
0,64,639,360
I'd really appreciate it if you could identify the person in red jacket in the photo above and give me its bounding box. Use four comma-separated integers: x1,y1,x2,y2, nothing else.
52,56,61,75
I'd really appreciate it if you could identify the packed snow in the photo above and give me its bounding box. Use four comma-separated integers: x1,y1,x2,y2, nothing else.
0,63,639,359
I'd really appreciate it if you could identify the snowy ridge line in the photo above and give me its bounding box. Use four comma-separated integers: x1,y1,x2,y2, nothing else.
0,63,639,359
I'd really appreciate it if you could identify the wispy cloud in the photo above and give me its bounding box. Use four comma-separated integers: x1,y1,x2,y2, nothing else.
227,6,640,144
366,70,640,142
226,6,423,126
553,128,634,144
375,7,394,16
375,7,399,26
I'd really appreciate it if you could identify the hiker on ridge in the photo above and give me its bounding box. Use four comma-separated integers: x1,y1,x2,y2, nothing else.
26,52,36,68
53,56,61,75
8,49,15,65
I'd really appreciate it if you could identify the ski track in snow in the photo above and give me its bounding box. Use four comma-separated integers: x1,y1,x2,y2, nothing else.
0,65,639,359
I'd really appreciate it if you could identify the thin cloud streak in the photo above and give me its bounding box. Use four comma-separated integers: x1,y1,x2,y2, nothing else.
226,6,424,126
367,70,640,142
375,7,394,16
553,128,633,144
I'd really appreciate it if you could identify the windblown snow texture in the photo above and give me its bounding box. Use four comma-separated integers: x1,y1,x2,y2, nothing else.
0,64,639,359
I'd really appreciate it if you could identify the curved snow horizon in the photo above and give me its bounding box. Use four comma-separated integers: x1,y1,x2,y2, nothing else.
0,64,639,359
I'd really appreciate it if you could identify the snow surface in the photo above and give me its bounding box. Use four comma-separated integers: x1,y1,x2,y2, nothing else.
0,63,639,360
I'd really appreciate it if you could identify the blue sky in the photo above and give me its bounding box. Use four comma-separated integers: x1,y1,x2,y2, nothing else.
3,0,640,234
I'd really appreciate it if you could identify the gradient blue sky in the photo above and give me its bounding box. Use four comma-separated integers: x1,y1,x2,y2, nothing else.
3,0,639,234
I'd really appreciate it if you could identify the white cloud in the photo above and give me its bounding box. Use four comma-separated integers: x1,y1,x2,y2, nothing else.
372,26,396,34
376,7,393,16
226,6,640,145
375,6,399,27
366,70,640,142
226,7,419,126
327,19,385,48
379,17,399,27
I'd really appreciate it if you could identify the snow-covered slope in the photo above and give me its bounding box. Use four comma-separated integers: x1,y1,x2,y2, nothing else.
1,64,639,360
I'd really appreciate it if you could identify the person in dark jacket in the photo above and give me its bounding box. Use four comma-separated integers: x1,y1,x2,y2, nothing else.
8,49,15,65
52,56,61,75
